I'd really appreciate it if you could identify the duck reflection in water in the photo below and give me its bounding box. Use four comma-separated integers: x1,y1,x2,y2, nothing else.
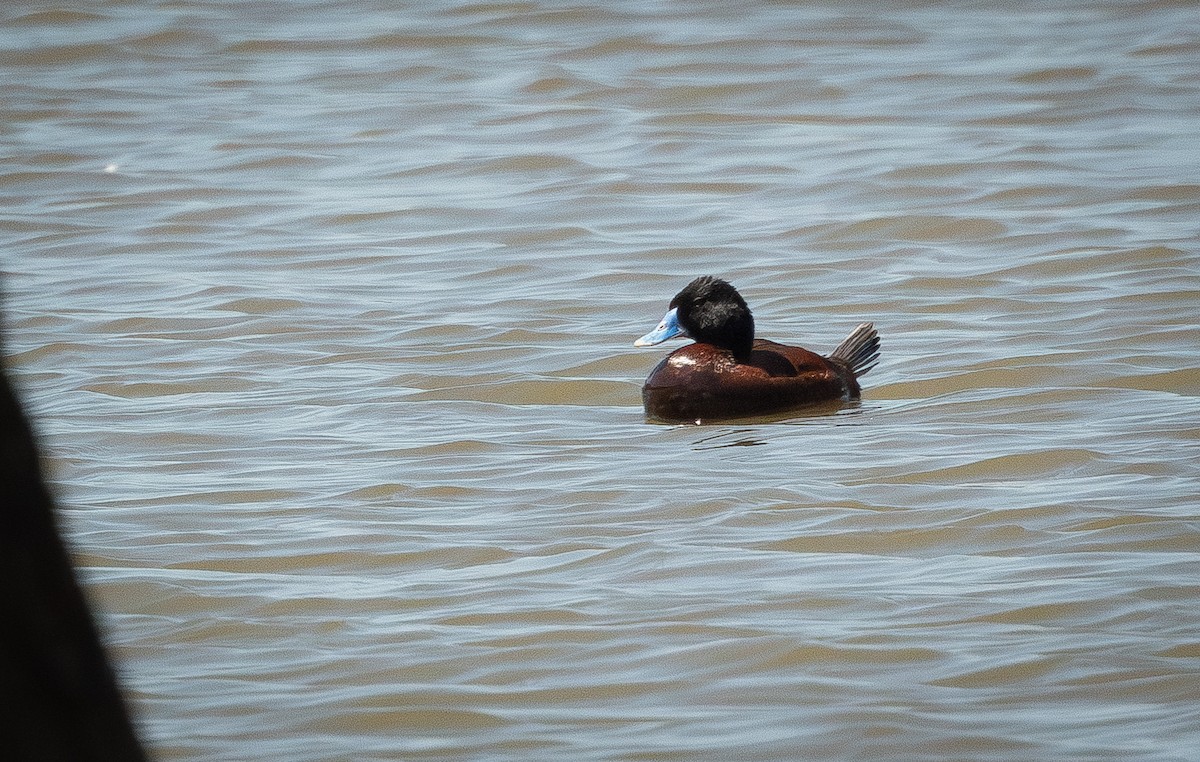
634,276,880,423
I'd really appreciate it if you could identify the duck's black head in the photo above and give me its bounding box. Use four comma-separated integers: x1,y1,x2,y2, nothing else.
635,276,756,362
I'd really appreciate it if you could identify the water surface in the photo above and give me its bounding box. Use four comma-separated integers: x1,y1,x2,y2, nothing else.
2,1,1199,759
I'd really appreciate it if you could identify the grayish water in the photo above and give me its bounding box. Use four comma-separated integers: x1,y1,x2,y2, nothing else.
3,1,1199,759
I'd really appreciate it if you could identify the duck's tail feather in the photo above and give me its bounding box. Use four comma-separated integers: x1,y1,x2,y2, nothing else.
830,322,880,377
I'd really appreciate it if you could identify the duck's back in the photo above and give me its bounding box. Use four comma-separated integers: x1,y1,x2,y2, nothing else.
642,339,859,421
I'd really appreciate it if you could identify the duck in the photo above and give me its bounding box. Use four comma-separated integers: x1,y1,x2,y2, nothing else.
633,276,880,422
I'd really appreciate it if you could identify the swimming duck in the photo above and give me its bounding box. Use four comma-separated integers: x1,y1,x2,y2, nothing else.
634,276,880,422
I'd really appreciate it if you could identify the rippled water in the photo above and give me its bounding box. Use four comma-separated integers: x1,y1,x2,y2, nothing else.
3,1,1199,759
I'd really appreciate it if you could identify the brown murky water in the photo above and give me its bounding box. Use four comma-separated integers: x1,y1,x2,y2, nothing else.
3,1,1199,759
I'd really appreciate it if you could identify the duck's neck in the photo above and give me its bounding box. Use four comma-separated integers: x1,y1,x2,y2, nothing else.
705,315,754,363
729,338,753,364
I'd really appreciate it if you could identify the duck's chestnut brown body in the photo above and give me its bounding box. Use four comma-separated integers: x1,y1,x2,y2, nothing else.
642,339,861,422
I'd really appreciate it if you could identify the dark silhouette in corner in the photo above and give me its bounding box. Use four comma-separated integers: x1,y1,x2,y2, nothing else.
1,322,147,760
